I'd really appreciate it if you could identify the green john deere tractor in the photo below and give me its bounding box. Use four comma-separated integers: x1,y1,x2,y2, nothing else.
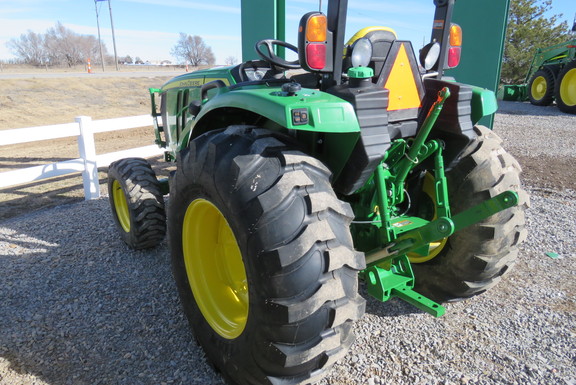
107,1,528,383
501,38,576,114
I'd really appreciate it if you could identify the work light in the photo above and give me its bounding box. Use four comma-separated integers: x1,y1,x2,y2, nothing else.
419,42,441,71
351,38,373,68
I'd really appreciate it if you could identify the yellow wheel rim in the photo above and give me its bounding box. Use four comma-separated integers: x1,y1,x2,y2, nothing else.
531,75,548,101
182,199,248,339
112,180,130,232
408,173,448,264
559,68,576,107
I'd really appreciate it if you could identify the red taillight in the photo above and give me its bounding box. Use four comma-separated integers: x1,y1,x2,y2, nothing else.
447,47,461,68
306,43,326,69
446,23,462,68
298,11,333,72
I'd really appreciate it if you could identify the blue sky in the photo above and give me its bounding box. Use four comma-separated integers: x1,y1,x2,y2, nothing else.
0,0,574,64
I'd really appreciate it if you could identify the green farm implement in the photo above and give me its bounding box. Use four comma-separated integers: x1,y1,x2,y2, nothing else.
107,0,527,383
500,38,576,114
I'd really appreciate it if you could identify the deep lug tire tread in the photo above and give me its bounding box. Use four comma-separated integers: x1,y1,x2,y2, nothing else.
412,126,529,302
169,126,365,385
107,157,166,249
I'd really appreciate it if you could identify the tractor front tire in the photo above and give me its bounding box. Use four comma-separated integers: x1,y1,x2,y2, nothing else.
528,69,554,106
169,126,365,385
555,60,576,114
107,157,166,249
412,126,528,302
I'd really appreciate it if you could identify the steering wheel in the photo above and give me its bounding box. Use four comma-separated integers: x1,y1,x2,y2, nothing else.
255,39,301,69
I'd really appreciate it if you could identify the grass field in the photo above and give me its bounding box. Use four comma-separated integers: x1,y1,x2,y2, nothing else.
1,74,175,220
0,76,173,129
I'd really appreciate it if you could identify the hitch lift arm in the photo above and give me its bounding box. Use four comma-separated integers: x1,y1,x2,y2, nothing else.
360,87,520,317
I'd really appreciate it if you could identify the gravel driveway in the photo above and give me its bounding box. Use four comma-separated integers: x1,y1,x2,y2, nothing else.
1,102,575,385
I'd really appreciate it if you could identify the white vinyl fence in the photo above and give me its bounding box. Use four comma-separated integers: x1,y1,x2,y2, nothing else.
0,115,164,200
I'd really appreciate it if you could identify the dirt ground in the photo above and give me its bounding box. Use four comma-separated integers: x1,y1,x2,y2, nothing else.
0,73,574,221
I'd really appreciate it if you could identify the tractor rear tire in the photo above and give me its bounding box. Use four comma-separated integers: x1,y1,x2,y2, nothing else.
168,126,365,385
528,69,554,106
107,157,166,249
412,126,528,302
555,60,576,114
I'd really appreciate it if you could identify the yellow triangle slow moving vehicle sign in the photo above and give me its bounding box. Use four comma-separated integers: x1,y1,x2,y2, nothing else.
383,43,422,111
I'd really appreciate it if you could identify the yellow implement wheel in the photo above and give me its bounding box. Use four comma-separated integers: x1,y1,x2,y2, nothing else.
182,199,248,340
408,172,448,264
528,69,554,106
531,76,547,100
556,61,576,114
112,180,130,232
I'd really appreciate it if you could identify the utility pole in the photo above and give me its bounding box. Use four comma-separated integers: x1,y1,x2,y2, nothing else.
94,0,106,71
108,0,119,70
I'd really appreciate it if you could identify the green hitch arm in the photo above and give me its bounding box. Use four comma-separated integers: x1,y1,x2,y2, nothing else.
393,87,451,199
365,190,519,267
365,216,455,266
433,141,450,218
375,163,395,244
451,190,519,232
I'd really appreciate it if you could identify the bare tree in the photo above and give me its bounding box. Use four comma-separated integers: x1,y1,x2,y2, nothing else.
171,33,215,66
6,31,48,66
224,56,237,66
45,22,95,67
7,22,107,67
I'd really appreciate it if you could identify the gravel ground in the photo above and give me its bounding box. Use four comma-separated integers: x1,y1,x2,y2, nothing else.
1,101,575,385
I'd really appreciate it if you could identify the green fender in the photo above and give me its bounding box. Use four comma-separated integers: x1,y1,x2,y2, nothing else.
182,85,362,178
471,86,498,125
192,86,361,133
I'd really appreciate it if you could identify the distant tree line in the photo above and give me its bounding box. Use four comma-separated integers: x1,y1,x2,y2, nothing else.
118,55,146,65
6,22,112,67
8,26,219,68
